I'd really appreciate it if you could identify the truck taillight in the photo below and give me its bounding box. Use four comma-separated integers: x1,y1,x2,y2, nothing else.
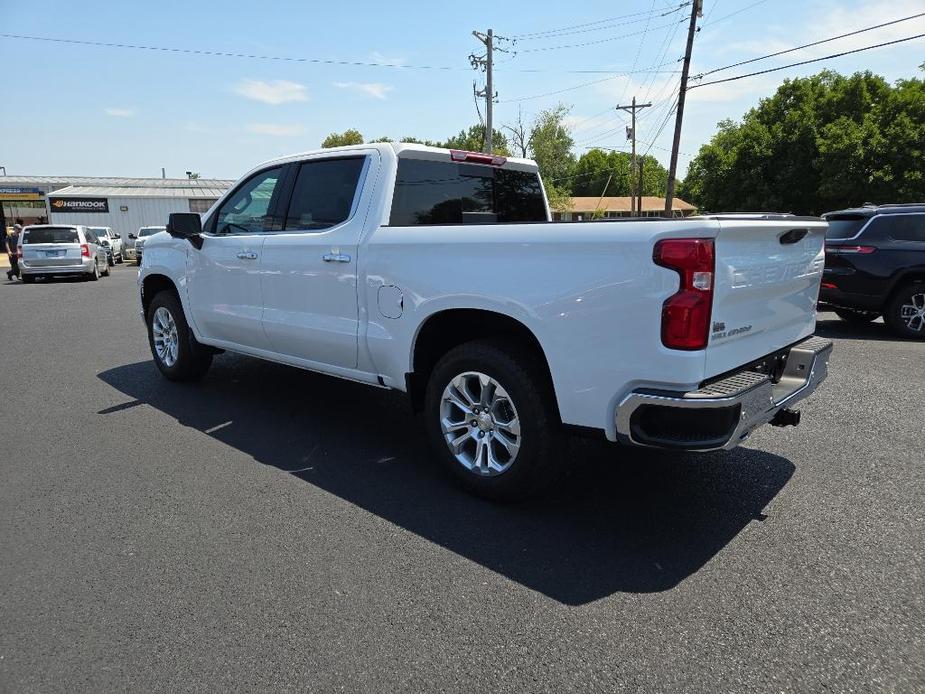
80,243,90,257
653,238,715,350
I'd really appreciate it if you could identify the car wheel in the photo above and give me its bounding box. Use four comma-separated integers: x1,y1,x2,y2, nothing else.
21,274,35,284
102,261,111,277
424,339,563,501
116,253,124,264
88,262,100,281
884,284,925,339
833,308,878,323
107,254,115,267
147,291,213,381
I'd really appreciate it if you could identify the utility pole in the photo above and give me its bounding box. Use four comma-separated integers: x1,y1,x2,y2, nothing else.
617,97,651,215
471,29,504,154
665,0,703,214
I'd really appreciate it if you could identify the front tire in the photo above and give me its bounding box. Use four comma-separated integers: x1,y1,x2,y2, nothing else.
424,339,563,501
833,307,878,323
147,291,213,381
884,284,925,339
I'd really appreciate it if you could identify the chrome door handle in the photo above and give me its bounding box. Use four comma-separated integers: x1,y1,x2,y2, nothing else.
322,253,351,263
236,251,258,260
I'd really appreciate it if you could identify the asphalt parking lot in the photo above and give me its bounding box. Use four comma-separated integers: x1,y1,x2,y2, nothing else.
1,266,922,693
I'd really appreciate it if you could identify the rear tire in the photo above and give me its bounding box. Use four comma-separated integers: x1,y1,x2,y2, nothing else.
102,261,111,277
884,284,925,340
146,290,213,381
423,339,563,501
88,262,100,281
833,307,878,323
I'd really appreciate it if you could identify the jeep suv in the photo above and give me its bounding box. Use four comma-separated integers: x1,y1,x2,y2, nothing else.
819,204,925,339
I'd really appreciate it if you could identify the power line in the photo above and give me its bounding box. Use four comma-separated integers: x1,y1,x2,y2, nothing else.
516,19,687,53
615,0,660,109
0,32,675,76
694,12,925,79
514,3,690,40
499,61,680,103
690,33,925,90
510,3,689,39
700,0,769,28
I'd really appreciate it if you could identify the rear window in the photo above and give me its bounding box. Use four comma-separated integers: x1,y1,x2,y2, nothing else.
390,159,547,226
824,214,869,240
23,227,79,244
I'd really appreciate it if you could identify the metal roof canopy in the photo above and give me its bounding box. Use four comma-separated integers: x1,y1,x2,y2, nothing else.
48,185,227,198
0,175,234,188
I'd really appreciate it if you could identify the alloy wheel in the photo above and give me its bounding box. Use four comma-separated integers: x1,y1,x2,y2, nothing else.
440,371,521,476
899,292,925,333
152,307,179,367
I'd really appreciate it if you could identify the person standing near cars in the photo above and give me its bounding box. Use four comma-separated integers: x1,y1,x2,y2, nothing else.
6,223,22,281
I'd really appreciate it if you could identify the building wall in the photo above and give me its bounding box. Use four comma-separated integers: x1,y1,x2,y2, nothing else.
49,196,198,245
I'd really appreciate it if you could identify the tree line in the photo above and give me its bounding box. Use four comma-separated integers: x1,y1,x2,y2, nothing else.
321,67,925,215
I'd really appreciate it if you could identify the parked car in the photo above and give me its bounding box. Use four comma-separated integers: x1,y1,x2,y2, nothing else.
132,226,166,265
88,226,124,265
819,204,925,338
138,143,832,500
19,224,110,283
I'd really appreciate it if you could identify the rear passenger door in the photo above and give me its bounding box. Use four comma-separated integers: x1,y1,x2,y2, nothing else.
259,152,375,369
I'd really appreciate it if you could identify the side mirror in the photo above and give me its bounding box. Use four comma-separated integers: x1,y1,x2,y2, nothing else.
167,213,202,238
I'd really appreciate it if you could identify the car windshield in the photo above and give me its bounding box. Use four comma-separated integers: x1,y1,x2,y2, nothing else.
139,227,164,237
89,228,108,237
824,214,869,240
23,227,79,244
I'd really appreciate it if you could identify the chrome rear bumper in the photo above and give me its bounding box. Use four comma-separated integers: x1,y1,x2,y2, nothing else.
615,335,833,451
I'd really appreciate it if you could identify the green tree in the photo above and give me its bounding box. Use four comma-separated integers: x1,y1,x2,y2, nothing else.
527,104,576,211
321,129,364,148
569,149,669,198
439,125,510,155
681,70,925,214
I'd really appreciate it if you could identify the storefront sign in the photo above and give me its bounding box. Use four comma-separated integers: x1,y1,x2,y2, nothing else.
49,197,109,213
0,187,44,200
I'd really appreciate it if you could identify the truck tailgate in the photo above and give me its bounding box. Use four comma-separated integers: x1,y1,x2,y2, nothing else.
705,219,827,378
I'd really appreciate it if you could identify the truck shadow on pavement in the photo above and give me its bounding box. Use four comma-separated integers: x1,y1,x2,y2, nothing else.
99,355,794,606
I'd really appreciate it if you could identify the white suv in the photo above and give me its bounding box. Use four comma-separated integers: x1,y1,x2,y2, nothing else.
88,226,124,265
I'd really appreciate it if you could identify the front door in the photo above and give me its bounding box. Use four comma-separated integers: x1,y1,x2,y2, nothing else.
260,154,373,369
186,166,283,350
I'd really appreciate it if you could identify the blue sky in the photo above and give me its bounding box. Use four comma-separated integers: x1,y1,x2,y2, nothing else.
1,0,923,180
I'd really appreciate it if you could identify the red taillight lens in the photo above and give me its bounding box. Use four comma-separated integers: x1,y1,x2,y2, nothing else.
654,238,715,350
827,245,876,255
80,243,90,257
820,281,837,290
449,149,507,166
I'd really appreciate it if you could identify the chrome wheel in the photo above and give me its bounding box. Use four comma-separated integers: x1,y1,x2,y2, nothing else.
440,371,521,476
899,292,925,333
152,307,179,367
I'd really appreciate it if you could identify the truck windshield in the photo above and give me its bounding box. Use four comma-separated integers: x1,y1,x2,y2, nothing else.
824,214,869,240
23,227,79,244
139,227,164,237
390,159,547,226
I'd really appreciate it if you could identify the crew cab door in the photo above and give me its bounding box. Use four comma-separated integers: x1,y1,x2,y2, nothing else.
187,166,284,350
259,152,375,369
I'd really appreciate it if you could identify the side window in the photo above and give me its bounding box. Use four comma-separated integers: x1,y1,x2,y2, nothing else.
84,229,97,243
884,214,925,242
215,167,282,234
283,157,366,231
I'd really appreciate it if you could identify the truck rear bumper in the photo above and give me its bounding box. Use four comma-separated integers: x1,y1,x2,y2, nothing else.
614,335,833,451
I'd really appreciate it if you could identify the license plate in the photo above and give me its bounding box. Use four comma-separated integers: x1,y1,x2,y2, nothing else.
44,250,63,257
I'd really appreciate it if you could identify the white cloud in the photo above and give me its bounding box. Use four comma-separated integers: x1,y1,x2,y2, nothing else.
334,81,395,100
246,123,305,137
370,51,406,66
104,108,135,117
233,79,309,105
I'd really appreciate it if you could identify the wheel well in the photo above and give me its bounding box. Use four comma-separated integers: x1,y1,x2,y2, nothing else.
141,274,179,317
407,309,557,414
885,273,925,307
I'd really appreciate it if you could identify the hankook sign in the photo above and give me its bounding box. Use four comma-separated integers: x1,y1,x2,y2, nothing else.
49,197,109,213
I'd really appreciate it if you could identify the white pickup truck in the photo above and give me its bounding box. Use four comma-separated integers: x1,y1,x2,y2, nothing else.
139,143,832,499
